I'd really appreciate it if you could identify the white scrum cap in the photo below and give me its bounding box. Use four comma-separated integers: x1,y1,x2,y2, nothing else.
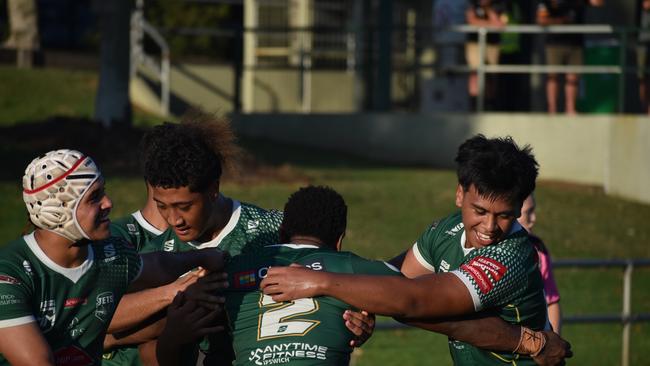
22,149,102,242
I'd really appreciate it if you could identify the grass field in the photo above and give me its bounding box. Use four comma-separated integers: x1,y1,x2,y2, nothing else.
1,65,649,365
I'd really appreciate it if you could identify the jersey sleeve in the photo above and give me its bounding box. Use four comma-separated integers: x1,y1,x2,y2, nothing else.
112,237,144,284
450,238,530,311
0,263,35,328
412,222,441,272
348,253,403,276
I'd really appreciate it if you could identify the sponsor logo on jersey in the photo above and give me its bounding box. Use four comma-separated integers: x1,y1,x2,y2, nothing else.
0,294,21,306
248,343,328,365
64,297,87,308
95,292,115,322
439,260,450,272
0,274,20,285
67,317,86,338
103,244,117,263
445,223,464,236
163,239,175,252
247,220,260,233
303,259,326,271
460,256,507,294
54,345,93,366
38,299,56,332
22,260,33,276
127,223,137,233
233,270,257,288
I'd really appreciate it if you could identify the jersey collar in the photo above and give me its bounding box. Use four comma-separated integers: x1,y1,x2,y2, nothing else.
132,210,165,236
188,197,241,249
24,232,94,284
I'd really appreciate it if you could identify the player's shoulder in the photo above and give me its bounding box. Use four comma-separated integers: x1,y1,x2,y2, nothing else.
239,201,283,224
422,211,464,238
92,236,137,260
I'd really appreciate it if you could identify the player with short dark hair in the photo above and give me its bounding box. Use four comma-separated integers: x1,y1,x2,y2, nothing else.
0,150,227,366
261,135,572,365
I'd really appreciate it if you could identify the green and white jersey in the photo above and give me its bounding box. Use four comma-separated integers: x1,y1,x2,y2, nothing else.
103,211,168,366
141,198,283,256
0,233,142,366
225,244,401,366
109,211,166,252
412,212,547,366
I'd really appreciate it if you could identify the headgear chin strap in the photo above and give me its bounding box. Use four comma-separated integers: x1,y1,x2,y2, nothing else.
22,149,101,242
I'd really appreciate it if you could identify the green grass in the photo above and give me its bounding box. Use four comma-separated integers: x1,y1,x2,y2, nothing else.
1,65,649,365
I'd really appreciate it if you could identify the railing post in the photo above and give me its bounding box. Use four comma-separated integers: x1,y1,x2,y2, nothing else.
477,27,487,113
622,261,633,366
618,29,627,114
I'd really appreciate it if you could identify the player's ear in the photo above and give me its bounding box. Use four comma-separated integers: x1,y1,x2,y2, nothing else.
455,184,464,208
335,232,345,251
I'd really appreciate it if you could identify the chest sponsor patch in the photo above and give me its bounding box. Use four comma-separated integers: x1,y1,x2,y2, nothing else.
0,274,20,285
460,256,507,294
233,270,257,289
64,297,87,308
95,292,115,322
54,345,93,366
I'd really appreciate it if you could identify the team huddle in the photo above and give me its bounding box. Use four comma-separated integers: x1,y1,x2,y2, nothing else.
0,116,572,366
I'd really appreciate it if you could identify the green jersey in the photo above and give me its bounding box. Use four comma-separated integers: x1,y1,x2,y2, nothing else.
412,212,547,366
0,233,142,366
141,199,283,256
225,244,401,365
109,211,166,252
103,211,169,366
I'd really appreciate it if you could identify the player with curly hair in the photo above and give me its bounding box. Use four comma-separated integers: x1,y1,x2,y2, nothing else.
261,135,573,365
106,114,374,365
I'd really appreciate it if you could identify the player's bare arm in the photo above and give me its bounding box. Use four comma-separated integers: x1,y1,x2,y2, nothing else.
401,316,572,365
108,271,201,333
261,266,474,318
0,323,55,366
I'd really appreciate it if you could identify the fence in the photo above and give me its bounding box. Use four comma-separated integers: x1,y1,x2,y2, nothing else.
375,258,650,366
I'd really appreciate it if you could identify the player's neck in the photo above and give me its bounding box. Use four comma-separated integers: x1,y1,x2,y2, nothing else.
202,195,233,243
140,200,169,232
290,235,324,247
34,229,89,268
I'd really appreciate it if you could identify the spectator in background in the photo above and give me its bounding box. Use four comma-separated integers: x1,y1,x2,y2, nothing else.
637,0,650,114
536,0,604,115
518,192,562,334
465,0,508,109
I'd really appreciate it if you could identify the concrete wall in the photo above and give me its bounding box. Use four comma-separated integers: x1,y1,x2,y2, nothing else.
232,113,650,204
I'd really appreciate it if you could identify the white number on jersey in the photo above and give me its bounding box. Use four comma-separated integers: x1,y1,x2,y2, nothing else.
257,294,320,340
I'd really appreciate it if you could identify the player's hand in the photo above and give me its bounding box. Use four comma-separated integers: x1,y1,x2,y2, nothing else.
183,272,229,310
162,292,225,343
163,268,203,301
532,331,572,366
260,264,326,302
344,310,375,347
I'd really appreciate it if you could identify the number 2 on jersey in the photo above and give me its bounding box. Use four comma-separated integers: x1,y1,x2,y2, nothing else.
257,294,320,340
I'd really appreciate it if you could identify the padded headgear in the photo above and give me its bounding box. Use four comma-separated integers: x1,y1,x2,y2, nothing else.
22,149,101,242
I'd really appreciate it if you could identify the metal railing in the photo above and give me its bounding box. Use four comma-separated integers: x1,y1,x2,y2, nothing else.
451,24,634,113
375,258,650,366
130,0,171,117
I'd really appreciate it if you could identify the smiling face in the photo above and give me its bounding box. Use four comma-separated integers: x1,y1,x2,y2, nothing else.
456,184,521,249
75,179,112,241
152,185,217,242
